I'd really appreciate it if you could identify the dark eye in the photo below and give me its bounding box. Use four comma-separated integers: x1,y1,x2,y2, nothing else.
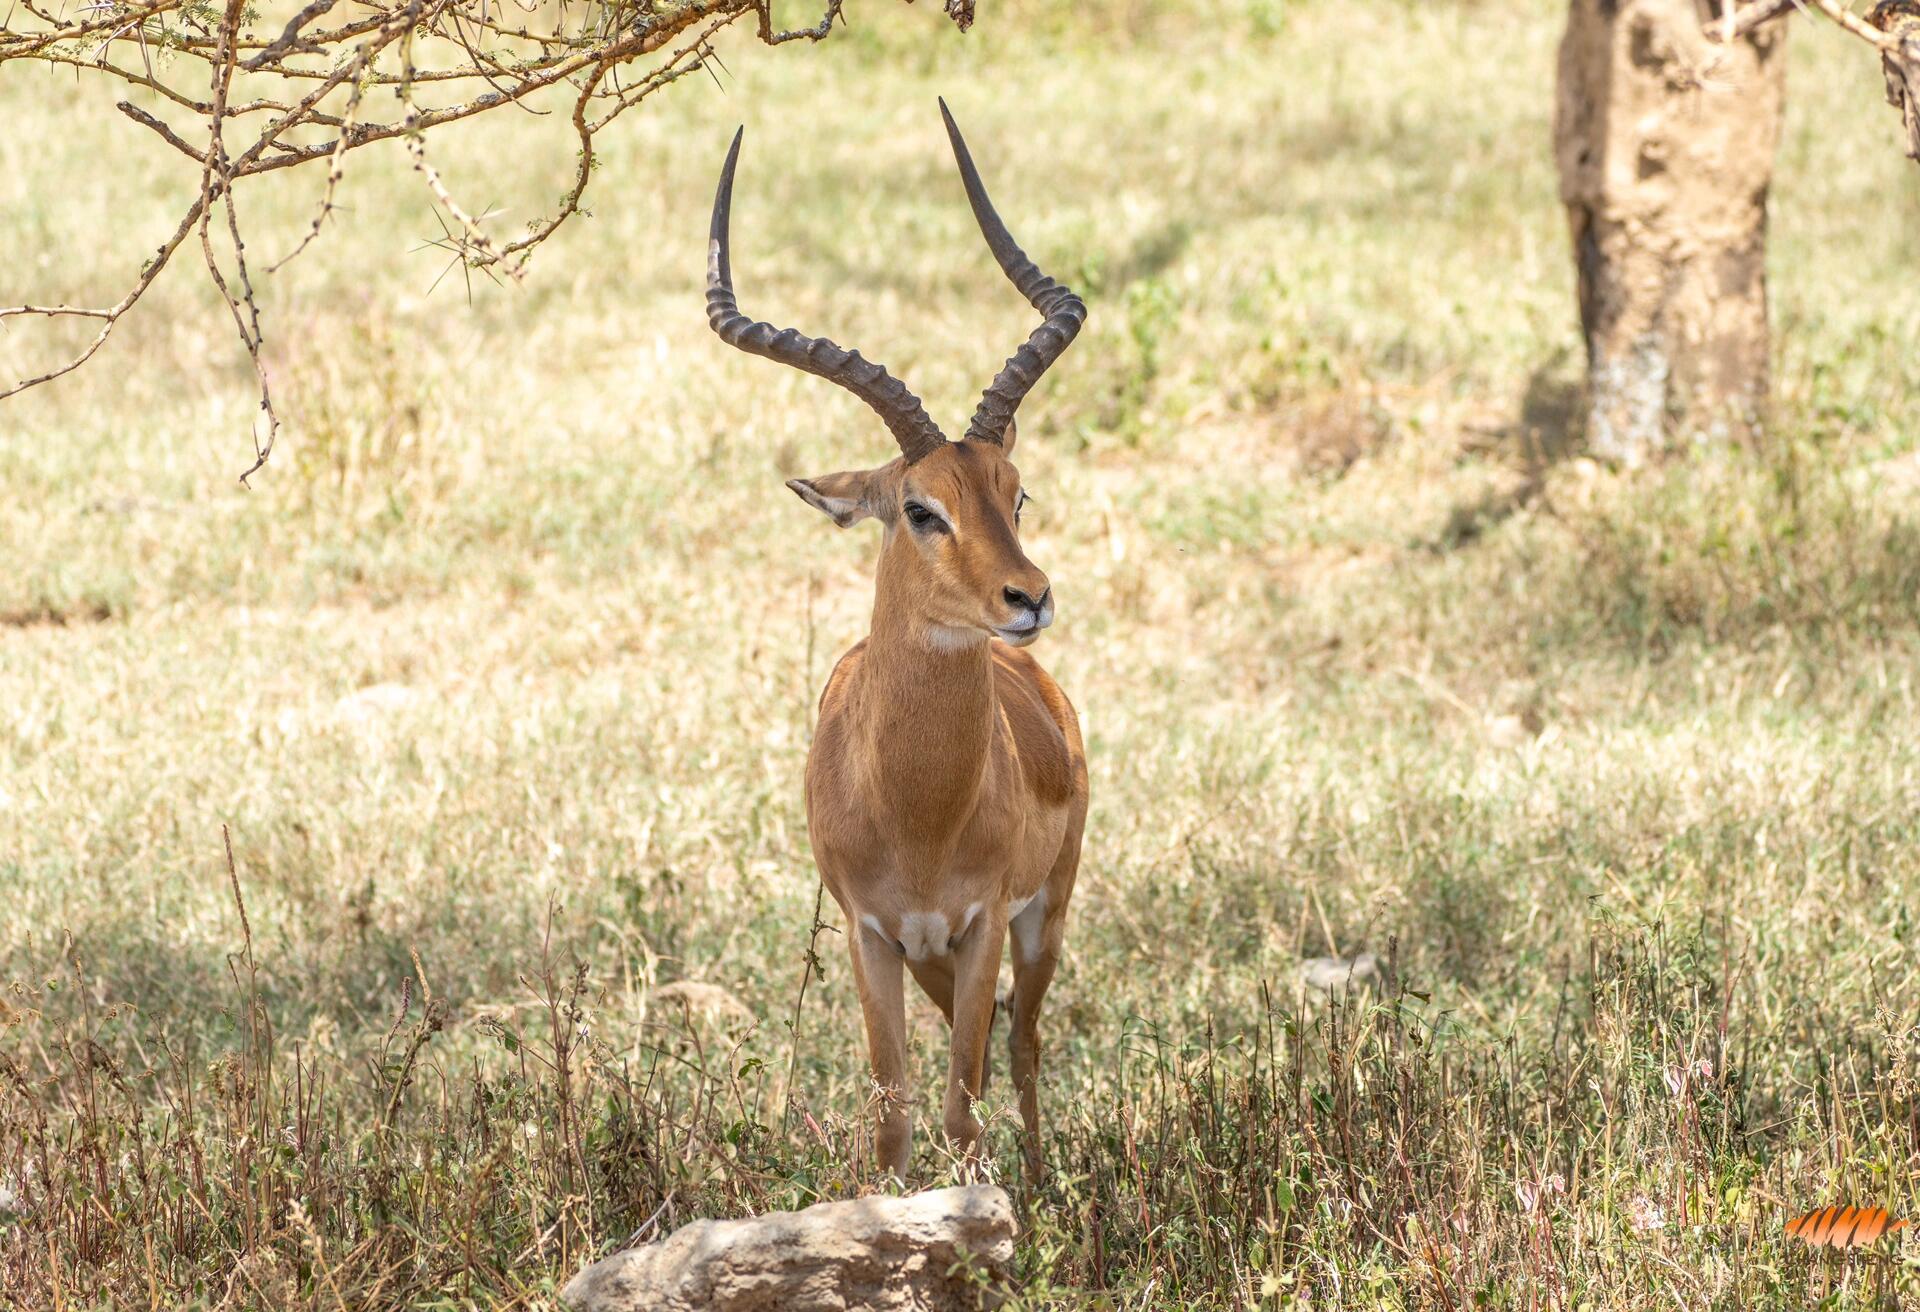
1015,491,1033,523
904,502,937,530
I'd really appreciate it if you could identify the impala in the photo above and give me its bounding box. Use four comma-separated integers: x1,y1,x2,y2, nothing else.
704,101,1089,1180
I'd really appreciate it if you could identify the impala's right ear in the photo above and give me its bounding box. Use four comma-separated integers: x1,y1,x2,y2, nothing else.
787,469,879,528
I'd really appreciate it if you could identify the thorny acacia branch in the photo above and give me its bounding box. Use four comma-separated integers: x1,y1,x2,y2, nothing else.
1714,0,1920,163
1,0,948,481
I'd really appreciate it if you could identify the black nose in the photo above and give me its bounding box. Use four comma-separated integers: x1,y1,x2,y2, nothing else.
1004,585,1047,612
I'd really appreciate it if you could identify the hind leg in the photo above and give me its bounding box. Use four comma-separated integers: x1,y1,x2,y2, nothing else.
906,954,955,1025
1007,813,1083,1178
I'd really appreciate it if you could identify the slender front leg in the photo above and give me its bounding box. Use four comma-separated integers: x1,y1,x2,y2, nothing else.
850,925,912,1182
908,953,996,1094
942,904,1007,1174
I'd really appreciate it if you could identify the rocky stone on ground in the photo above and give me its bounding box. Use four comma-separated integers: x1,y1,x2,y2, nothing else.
561,1184,1014,1312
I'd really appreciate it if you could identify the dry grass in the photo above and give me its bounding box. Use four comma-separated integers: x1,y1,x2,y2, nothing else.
6,0,1920,1307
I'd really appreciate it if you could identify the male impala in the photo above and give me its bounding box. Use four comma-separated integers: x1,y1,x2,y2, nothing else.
704,101,1089,1180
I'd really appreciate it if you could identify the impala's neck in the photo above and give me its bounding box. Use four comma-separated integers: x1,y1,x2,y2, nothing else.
853,555,997,832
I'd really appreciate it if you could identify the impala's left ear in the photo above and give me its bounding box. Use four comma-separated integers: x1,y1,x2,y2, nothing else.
998,417,1018,455
786,468,881,528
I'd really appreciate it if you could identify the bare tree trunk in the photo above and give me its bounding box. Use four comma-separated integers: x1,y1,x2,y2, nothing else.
1555,0,1789,464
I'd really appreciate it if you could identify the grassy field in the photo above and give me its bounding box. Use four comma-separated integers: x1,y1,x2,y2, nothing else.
7,0,1920,1305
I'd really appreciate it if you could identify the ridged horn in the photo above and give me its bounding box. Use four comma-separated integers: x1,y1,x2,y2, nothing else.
939,98,1087,446
706,127,948,464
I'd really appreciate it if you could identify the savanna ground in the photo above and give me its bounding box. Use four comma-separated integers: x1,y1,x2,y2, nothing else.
5,0,1920,1306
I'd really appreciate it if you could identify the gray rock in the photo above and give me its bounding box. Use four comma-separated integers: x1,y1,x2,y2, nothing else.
1484,713,1531,749
562,1185,1014,1312
1299,951,1391,995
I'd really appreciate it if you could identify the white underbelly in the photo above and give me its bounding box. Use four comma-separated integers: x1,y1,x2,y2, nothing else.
860,888,1049,963
1009,888,1048,962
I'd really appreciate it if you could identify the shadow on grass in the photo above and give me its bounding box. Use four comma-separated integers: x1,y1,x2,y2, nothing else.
1431,358,1584,554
